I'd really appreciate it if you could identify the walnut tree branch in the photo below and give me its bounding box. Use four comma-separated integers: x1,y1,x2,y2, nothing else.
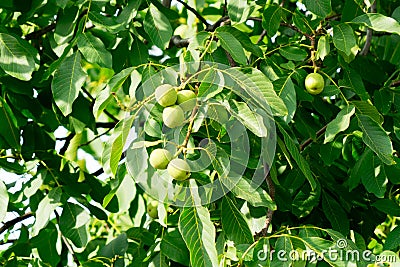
255,164,275,238
300,125,327,151
175,0,210,27
0,212,34,235
360,1,376,56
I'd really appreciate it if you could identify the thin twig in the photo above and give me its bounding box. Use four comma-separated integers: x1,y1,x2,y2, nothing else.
25,24,56,40
59,133,75,155
257,29,267,44
255,164,275,238
0,212,34,235
391,80,400,87
299,125,327,151
169,35,190,48
225,50,237,67
175,0,210,27
162,0,171,8
360,1,376,56
207,16,230,31
81,87,119,122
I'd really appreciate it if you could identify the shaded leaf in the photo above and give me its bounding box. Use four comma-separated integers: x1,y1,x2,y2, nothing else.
262,5,282,37
0,97,20,149
357,114,394,165
51,52,86,116
324,105,355,143
59,202,90,248
277,123,317,190
322,192,349,235
144,4,173,49
383,226,400,250
215,31,247,65
221,196,253,244
160,229,190,265
372,199,400,217
304,0,332,18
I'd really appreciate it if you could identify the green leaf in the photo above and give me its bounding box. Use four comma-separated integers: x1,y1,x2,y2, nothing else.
215,31,247,65
315,35,330,60
217,26,263,57
357,114,394,165
277,123,317,191
322,192,349,235
59,202,90,248
144,4,173,49
228,100,268,137
361,162,387,198
179,206,219,267
352,13,400,35
0,33,37,81
372,199,400,217
32,187,62,236
383,226,400,250
160,229,190,265
108,115,135,176
352,100,383,124
347,148,374,191
51,52,86,116
0,97,20,149
333,23,357,56
262,5,282,37
273,77,296,123
221,196,254,245
130,36,149,66
226,68,288,116
292,183,321,218
0,180,8,222
31,224,60,266
77,32,112,68
271,236,293,267
279,46,308,61
340,68,370,101
324,105,355,143
227,0,249,23
228,176,276,209
303,0,332,18
99,233,129,258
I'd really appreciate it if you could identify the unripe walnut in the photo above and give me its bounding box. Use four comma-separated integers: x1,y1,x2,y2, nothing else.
305,73,324,95
176,90,197,112
146,200,159,219
167,158,191,181
149,148,172,169
162,105,185,128
155,84,177,107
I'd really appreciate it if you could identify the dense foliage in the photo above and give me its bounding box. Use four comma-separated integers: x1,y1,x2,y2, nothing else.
0,0,399,266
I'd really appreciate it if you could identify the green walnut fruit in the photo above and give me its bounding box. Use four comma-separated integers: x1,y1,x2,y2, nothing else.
162,105,185,128
167,158,190,181
155,84,177,107
146,200,159,219
177,90,197,112
305,73,325,95
149,148,172,169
